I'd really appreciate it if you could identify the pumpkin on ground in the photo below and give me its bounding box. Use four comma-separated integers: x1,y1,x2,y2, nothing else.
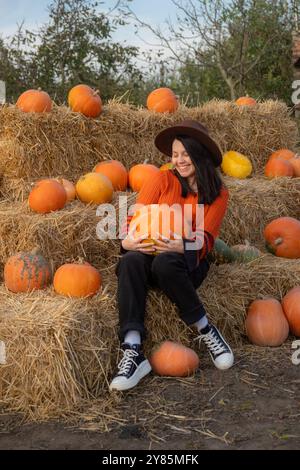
53,263,101,298
235,96,257,106
68,84,102,118
4,249,52,293
264,217,300,259
210,239,261,264
55,178,76,202
128,163,159,192
265,158,294,178
76,172,113,204
29,179,67,214
94,160,128,191
160,162,174,171
149,341,199,377
282,286,300,337
16,89,52,113
147,88,179,113
268,149,295,162
245,298,289,346
290,156,300,177
221,151,253,179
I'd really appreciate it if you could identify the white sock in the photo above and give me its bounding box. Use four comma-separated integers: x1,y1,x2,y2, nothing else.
124,330,141,345
193,316,209,332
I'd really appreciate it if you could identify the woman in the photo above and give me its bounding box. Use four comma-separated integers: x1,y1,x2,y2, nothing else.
109,120,234,392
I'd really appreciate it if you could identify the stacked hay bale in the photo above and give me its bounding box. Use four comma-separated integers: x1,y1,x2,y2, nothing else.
0,98,299,419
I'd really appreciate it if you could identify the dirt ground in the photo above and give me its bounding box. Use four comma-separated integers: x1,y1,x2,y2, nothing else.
0,341,300,451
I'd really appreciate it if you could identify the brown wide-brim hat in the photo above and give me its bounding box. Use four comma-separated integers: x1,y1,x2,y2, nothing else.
154,119,222,167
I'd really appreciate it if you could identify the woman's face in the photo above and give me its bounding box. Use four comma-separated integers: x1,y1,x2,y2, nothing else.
171,139,195,178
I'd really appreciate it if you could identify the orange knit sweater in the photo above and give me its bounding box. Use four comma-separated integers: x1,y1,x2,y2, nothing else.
121,170,229,271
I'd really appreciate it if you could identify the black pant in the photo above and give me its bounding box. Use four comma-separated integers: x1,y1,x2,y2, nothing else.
115,251,210,341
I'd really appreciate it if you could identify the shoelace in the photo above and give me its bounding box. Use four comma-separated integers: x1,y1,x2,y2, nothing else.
196,329,227,355
117,348,139,375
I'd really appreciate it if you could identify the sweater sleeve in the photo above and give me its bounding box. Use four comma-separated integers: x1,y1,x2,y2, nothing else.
183,187,229,272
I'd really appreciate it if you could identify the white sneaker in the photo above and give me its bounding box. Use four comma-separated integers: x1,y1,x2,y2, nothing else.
109,343,152,391
196,324,234,370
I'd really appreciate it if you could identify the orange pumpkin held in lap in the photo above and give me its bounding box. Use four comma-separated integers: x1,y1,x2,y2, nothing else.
282,286,300,337
150,341,199,377
264,217,300,258
16,89,52,113
54,262,101,298
147,87,179,113
29,179,67,213
94,160,128,191
68,84,102,118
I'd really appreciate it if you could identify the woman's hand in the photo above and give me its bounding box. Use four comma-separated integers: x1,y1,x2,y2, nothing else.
121,235,156,254
154,237,184,254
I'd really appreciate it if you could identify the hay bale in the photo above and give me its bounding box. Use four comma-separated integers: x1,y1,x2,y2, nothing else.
0,100,297,181
221,176,300,247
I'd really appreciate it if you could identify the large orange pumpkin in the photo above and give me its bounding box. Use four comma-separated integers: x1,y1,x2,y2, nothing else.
150,341,199,377
290,156,300,177
245,298,289,346
264,158,294,178
55,178,76,202
68,84,102,118
53,262,101,298
29,179,67,214
264,217,300,258
4,249,52,293
76,172,113,204
16,89,52,113
128,163,159,192
94,160,128,191
235,96,257,106
282,286,300,336
147,88,179,113
268,149,295,162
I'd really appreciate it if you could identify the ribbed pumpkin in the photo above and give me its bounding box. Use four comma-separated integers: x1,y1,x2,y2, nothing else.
68,84,102,118
264,217,300,258
282,286,300,336
245,298,289,346
147,88,179,113
290,156,300,177
16,89,52,113
4,249,52,293
211,238,261,264
29,179,67,213
150,341,199,377
94,160,128,191
54,262,101,298
221,151,253,178
268,149,295,162
160,162,174,171
76,172,113,204
235,96,257,106
55,178,76,202
265,158,294,178
129,163,160,192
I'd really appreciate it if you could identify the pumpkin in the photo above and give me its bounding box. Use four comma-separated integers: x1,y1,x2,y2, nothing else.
160,162,174,171
264,217,300,258
128,163,160,192
76,172,113,204
147,87,179,113
245,298,289,346
235,96,257,106
282,286,300,336
210,238,261,264
265,158,294,178
94,160,128,191
68,84,102,118
29,179,67,214
221,151,253,179
231,241,262,262
4,249,52,293
16,89,52,113
268,149,295,162
149,341,199,377
54,262,101,298
55,178,76,202
290,156,300,177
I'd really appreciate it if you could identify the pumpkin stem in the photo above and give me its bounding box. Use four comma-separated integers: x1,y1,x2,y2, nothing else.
274,237,283,246
143,159,149,164
93,89,100,96
31,247,42,256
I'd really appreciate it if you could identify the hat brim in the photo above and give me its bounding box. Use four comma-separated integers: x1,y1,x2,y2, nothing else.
154,124,222,167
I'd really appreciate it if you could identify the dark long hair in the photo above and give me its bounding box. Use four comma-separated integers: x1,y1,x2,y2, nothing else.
172,135,224,205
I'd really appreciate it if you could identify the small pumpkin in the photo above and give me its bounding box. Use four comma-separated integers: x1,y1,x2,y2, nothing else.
160,162,174,171
94,160,128,191
282,286,300,337
245,298,289,346
4,249,52,293
210,238,261,264
54,262,101,298
68,84,102,118
76,172,113,204
290,156,300,177
264,217,300,259
55,178,76,202
29,179,67,214
235,96,256,106
149,341,199,377
128,163,160,192
16,89,52,113
268,149,295,162
147,88,179,113
265,158,294,178
221,151,253,179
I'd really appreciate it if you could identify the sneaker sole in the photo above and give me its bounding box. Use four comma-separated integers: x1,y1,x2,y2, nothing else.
109,360,152,392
